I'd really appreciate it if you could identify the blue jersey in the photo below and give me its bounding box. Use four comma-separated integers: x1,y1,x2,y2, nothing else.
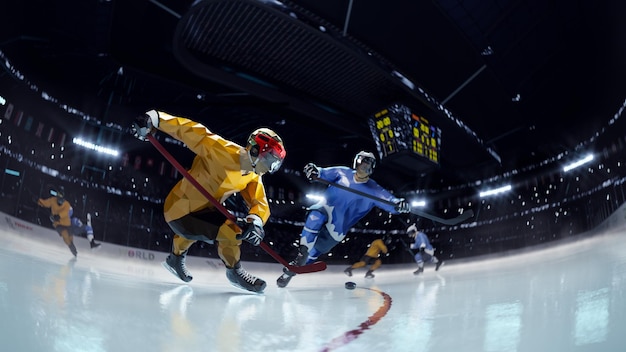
410,231,433,251
312,166,401,239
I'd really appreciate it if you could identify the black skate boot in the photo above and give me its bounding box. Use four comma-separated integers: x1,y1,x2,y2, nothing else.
276,245,308,288
68,242,77,257
365,270,375,278
90,239,101,249
344,267,353,277
413,266,424,275
226,262,266,293
435,259,443,271
276,270,295,288
163,252,193,282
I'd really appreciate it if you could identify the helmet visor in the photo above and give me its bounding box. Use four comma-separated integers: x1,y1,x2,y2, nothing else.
256,151,284,174
355,155,376,168
355,155,375,175
253,132,285,174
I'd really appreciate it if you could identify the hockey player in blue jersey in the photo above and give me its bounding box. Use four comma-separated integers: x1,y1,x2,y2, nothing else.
70,213,101,250
408,224,442,274
277,151,411,287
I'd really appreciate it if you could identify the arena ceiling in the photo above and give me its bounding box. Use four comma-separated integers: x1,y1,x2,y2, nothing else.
1,0,625,195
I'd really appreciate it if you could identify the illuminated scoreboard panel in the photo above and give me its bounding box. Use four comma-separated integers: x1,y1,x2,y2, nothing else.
411,114,440,164
368,104,441,166
372,111,398,156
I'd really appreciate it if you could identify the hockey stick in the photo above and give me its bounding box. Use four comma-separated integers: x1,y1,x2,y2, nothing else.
398,237,415,257
312,178,474,225
147,134,326,274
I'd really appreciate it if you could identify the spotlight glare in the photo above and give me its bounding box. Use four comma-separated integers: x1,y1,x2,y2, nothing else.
563,154,594,172
479,184,512,198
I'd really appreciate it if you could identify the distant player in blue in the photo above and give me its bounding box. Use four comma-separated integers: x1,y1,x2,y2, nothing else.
408,224,442,275
277,151,411,287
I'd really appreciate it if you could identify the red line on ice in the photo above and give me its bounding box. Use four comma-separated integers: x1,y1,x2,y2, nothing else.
320,287,392,352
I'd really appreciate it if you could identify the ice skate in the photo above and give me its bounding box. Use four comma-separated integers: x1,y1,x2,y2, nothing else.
413,267,424,275
276,245,308,288
163,252,193,282
68,242,77,257
277,270,295,288
365,270,375,278
90,239,101,250
226,262,266,293
435,260,443,271
344,267,353,277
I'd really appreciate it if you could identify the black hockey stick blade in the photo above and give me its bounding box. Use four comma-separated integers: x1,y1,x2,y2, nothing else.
313,178,475,225
416,208,474,226
147,135,326,274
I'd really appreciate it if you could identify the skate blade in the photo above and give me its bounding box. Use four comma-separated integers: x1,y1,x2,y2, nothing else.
228,281,265,294
161,261,192,282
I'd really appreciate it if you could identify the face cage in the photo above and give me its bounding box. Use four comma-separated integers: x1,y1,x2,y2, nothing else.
355,156,375,176
355,155,376,169
256,150,284,174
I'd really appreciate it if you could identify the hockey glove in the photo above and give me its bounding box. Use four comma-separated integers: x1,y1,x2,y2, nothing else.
131,110,160,141
236,214,265,246
303,163,320,181
395,199,411,213
50,214,61,222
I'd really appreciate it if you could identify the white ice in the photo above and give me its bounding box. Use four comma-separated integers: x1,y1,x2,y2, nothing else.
1,211,625,352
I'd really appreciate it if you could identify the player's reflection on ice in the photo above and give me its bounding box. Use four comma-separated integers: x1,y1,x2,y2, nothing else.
158,285,198,350
29,257,104,350
158,285,267,352
33,257,77,308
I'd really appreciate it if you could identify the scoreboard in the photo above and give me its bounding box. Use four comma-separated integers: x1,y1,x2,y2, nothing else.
368,103,441,167
411,114,440,164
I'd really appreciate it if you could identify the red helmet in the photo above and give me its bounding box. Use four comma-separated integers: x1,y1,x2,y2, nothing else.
247,128,286,174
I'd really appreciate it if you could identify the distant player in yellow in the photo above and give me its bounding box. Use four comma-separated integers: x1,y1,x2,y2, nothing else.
131,110,286,293
344,235,392,278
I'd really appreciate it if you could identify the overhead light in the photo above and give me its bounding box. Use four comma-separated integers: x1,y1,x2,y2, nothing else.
479,184,512,198
563,154,594,172
411,200,426,207
73,137,119,157
305,194,324,202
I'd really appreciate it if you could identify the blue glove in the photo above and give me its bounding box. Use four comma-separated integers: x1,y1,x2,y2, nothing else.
395,199,411,213
303,163,320,181
236,215,265,246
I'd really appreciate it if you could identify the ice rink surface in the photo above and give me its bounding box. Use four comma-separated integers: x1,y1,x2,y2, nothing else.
1,221,626,352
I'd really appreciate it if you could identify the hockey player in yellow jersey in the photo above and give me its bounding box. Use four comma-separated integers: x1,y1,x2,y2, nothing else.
344,235,392,278
36,186,78,257
131,110,286,293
